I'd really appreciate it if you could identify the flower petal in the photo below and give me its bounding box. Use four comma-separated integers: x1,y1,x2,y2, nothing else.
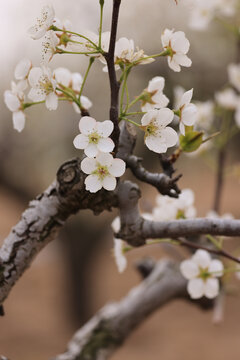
187,278,205,299
96,152,113,166
28,67,43,87
192,249,211,268
4,91,20,111
12,111,26,132
54,67,72,87
173,54,192,67
113,238,127,273
14,59,31,80
204,278,219,299
80,96,92,110
161,127,178,147
145,135,168,153
81,157,97,174
96,120,114,137
79,116,96,135
109,159,126,177
156,108,174,127
85,143,98,158
97,138,114,153
102,175,117,191
208,260,224,277
45,92,58,110
179,89,193,108
73,134,89,149
85,174,102,193
180,259,199,280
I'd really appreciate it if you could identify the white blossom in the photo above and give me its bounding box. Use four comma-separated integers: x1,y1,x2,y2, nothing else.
176,89,198,135
216,0,237,17
73,116,114,157
28,66,58,110
141,77,169,112
28,5,55,40
215,88,240,110
14,59,32,84
161,29,192,72
153,188,196,221
206,210,234,220
195,101,214,132
111,217,127,273
228,63,240,92
187,0,218,31
180,249,224,299
141,108,178,153
81,152,126,193
4,81,26,132
41,30,59,64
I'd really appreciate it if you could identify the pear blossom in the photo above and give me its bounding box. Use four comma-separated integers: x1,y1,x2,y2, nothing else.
180,249,224,299
41,30,59,64
28,66,58,110
215,88,239,110
73,116,114,157
195,101,214,132
153,188,196,221
141,76,169,112
14,59,32,89
111,217,127,273
28,5,55,40
161,29,192,72
187,0,218,31
4,81,27,132
141,108,178,153
69,31,110,58
175,89,198,135
81,152,126,193
228,63,240,92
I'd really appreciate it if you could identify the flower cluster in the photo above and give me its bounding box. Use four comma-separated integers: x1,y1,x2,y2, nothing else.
74,117,125,193
180,249,223,299
185,0,237,31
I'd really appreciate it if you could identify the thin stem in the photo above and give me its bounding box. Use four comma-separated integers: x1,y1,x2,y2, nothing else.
56,87,79,106
98,0,104,48
125,111,145,116
23,101,45,109
121,117,141,128
126,94,143,112
56,47,100,55
78,57,95,101
51,26,98,49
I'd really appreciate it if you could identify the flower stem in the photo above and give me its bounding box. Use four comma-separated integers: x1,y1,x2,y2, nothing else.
50,26,98,48
98,0,104,48
78,57,95,101
23,101,45,109
121,116,141,127
56,47,100,55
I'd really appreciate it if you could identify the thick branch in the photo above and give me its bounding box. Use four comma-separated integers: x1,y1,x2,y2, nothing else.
54,260,187,360
117,181,240,247
0,158,117,304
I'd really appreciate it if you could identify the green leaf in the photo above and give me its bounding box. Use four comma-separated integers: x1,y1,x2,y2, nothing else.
179,131,203,152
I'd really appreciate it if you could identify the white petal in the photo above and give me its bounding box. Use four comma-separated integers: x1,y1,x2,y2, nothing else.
179,89,193,107
73,134,89,149
102,175,117,191
12,111,26,132
180,259,199,280
28,67,43,87
161,28,173,48
80,96,92,110
148,76,165,92
208,260,224,277
81,157,97,174
152,93,169,109
109,159,126,177
192,249,211,268
72,102,81,113
182,104,198,125
173,54,192,67
204,278,219,299
179,121,185,135
28,87,45,102
141,110,158,126
187,278,205,299
97,138,114,153
45,92,58,110
85,143,98,158
96,152,113,166
96,120,114,137
79,116,96,135
54,67,72,87
72,72,83,92
4,91,20,111
113,238,127,273
14,59,31,80
111,217,121,232
145,135,167,153
168,57,181,72
85,174,102,193
28,26,47,40
161,127,178,147
156,108,174,127
171,31,190,54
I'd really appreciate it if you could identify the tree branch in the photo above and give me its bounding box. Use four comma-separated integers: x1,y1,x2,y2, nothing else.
105,0,122,151
54,259,188,360
117,181,240,247
0,158,117,304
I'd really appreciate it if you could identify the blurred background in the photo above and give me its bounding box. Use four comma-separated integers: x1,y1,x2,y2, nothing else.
0,0,240,359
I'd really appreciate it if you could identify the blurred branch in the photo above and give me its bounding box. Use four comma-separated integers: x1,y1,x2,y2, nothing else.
54,259,188,360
